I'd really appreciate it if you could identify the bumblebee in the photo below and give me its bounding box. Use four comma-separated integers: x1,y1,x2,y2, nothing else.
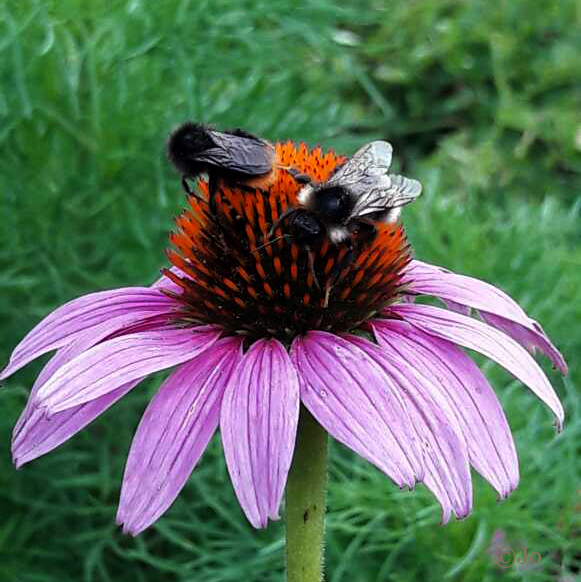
167,122,277,213
262,141,421,300
275,140,422,247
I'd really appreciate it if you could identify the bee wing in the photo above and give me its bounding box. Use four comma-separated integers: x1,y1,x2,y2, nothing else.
325,140,420,219
349,173,422,219
328,141,393,185
194,131,275,176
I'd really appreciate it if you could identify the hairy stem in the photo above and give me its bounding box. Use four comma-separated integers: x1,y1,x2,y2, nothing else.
285,406,328,582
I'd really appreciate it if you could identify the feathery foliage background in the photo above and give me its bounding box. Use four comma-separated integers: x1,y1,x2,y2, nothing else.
1,0,579,580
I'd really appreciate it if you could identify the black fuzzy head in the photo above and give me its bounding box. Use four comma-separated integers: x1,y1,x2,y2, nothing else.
287,209,326,247
166,122,215,177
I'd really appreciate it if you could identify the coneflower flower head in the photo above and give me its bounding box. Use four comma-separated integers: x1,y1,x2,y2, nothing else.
2,142,566,535
165,142,409,340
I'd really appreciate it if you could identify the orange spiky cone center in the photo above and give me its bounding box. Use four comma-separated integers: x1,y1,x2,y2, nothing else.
163,142,411,341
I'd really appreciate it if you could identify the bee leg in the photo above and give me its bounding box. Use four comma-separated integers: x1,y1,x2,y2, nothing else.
339,237,355,274
181,176,207,206
323,237,355,307
306,247,321,291
352,219,377,247
294,172,313,185
207,173,218,217
284,166,312,185
323,285,331,308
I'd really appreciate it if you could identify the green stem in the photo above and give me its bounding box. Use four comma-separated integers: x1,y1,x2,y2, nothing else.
285,406,328,582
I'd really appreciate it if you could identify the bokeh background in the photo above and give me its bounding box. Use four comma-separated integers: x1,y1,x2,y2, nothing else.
1,1,579,580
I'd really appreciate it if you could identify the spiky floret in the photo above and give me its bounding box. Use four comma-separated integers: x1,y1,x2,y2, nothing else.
163,142,411,341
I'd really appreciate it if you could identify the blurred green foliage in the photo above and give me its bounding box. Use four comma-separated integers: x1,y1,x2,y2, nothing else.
334,0,581,203
1,0,579,581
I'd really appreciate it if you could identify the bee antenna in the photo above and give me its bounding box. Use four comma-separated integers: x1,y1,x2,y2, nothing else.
251,234,292,254
269,207,300,237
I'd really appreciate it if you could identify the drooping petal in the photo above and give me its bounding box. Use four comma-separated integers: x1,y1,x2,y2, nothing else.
372,319,519,498
403,260,567,374
389,304,564,430
12,312,172,455
0,287,179,381
118,337,243,535
35,326,221,413
291,332,424,491
347,334,472,521
220,339,300,528
404,261,523,319
20,312,170,409
13,382,139,468
479,311,567,374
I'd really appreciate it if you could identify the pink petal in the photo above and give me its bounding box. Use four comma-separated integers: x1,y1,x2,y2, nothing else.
151,266,185,293
479,311,567,374
0,287,179,381
291,332,425,491
403,261,524,319
13,382,138,468
12,322,140,467
118,337,242,535
372,319,519,498
403,260,567,374
220,339,300,528
35,326,221,413
389,304,564,430
347,334,472,521
11,315,159,466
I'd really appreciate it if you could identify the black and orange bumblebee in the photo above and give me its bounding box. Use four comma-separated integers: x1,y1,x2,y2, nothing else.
167,123,280,214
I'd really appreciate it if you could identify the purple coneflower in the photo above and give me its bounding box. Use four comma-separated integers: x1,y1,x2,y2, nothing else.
2,142,566,541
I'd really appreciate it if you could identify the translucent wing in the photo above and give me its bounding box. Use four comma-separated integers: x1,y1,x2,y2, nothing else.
326,140,421,220
327,141,393,186
297,139,421,221
349,173,422,220
193,130,275,175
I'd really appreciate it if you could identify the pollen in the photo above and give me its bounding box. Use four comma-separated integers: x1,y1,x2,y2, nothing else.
163,142,411,341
